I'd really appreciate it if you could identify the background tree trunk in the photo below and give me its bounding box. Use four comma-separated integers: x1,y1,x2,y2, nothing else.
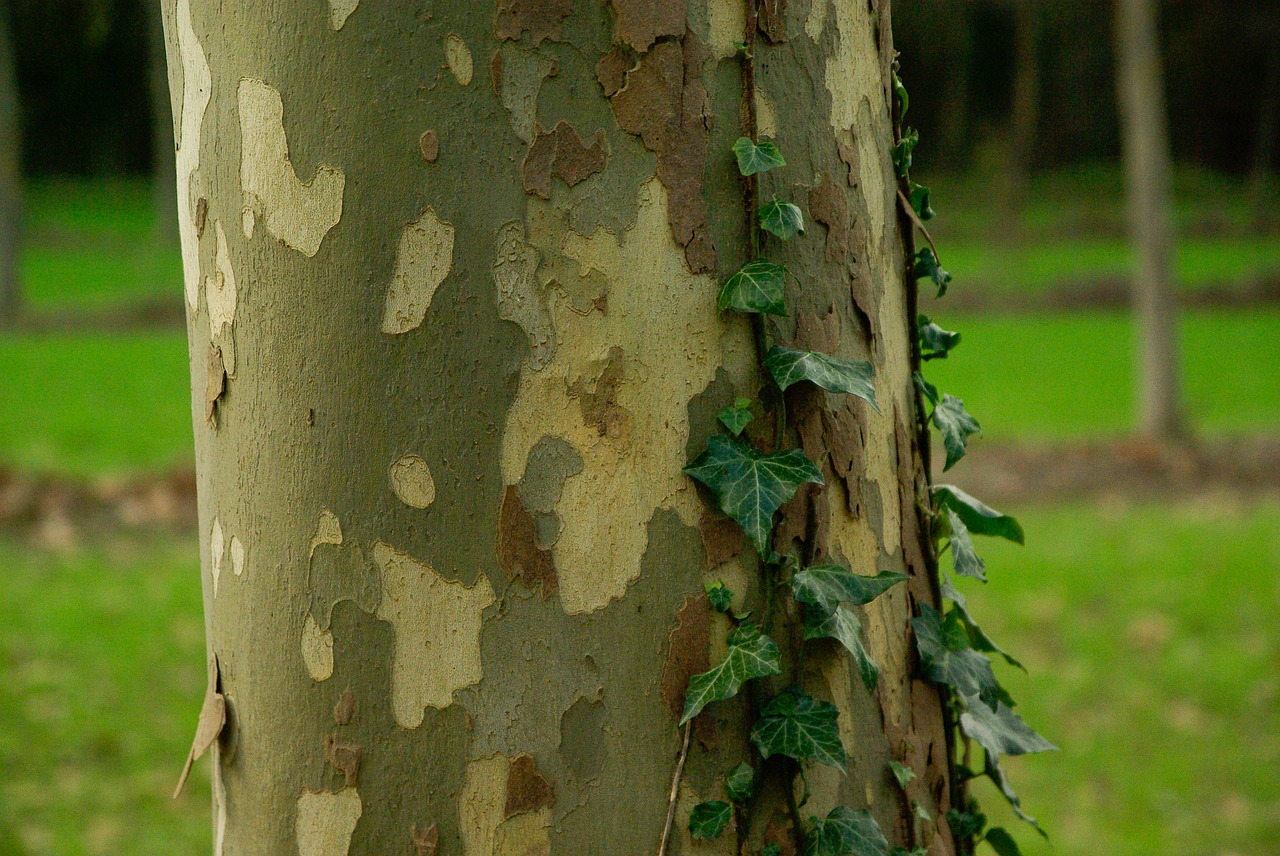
0,2,21,325
1115,0,1183,441
149,0,179,246
1001,0,1040,234
164,1,956,852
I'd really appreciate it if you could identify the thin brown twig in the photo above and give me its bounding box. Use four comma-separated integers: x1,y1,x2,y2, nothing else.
897,186,941,262
657,722,693,856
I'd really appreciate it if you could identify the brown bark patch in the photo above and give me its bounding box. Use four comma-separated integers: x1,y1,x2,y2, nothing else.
324,733,362,786
567,345,630,440
412,823,440,856
418,130,439,163
757,0,788,43
489,49,504,96
332,687,356,725
205,344,225,427
496,486,557,598
594,44,635,97
604,36,716,273
608,0,685,52
659,592,711,722
494,0,573,45
764,815,797,856
809,174,854,264
521,121,608,199
193,196,208,238
698,509,745,569
174,655,225,798
504,754,556,817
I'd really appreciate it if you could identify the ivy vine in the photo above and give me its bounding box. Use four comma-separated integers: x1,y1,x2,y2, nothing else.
658,25,1055,856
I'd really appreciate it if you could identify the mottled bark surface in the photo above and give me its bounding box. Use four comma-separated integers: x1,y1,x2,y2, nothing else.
0,2,20,324
165,1,955,852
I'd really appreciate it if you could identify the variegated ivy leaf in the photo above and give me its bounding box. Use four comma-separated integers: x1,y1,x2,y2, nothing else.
933,393,981,471
725,761,755,803
719,259,788,316
888,760,916,790
892,128,918,178
933,485,1024,544
764,346,878,411
909,181,934,220
792,565,907,613
804,806,890,856
912,247,952,297
733,136,786,176
680,622,781,724
759,197,805,240
705,580,733,613
750,687,846,771
718,397,754,436
918,314,960,360
803,604,879,692
941,576,1022,668
685,435,824,556
689,800,732,840
945,509,987,582
960,694,1056,758
912,604,1001,710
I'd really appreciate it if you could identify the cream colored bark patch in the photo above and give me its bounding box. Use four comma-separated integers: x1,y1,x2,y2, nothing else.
446,34,474,86
502,180,754,614
175,0,210,310
238,78,345,257
707,0,747,59
302,612,335,681
210,516,224,596
296,788,362,856
206,221,238,374
756,89,778,139
381,206,455,335
230,535,245,577
372,542,495,726
805,0,829,41
459,756,552,856
389,455,436,508
328,0,360,30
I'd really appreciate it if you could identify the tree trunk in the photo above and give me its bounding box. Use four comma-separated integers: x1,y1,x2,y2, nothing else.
164,1,957,853
0,2,21,325
1115,0,1182,441
1002,0,1040,233
1248,42,1280,232
150,0,180,246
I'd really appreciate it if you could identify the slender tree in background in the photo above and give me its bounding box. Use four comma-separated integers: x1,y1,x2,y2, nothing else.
1248,41,1279,230
149,0,178,246
0,2,21,325
164,1,967,852
1115,0,1182,440
1001,0,1041,230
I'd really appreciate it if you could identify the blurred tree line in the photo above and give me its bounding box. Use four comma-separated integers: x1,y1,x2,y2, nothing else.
3,0,1275,178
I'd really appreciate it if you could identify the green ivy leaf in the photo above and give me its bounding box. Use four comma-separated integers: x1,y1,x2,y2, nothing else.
947,809,987,839
725,762,755,803
681,622,782,724
792,566,907,612
919,315,960,360
804,806,890,856
892,128,918,178
719,259,789,316
944,510,987,582
932,394,981,471
764,346,878,411
933,485,1024,544
685,435,824,556
893,73,909,124
983,827,1022,856
717,397,754,436
941,577,1023,669
733,136,786,176
689,800,733,839
960,696,1056,758
888,760,916,789
909,181,934,220
705,580,734,613
760,847,783,856
913,604,1001,710
986,754,1047,837
911,247,952,297
803,604,879,691
751,688,846,771
759,197,806,240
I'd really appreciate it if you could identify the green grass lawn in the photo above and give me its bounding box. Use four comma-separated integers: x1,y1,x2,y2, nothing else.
0,500,1275,854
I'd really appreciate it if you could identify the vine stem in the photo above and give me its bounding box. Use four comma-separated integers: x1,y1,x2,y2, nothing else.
897,186,941,263
657,722,692,856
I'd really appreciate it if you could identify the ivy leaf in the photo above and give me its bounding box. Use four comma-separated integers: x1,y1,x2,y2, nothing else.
804,806,890,856
933,394,981,471
760,197,806,240
689,800,732,839
705,580,733,613
919,315,960,360
933,485,1024,545
718,397,754,436
893,73,909,123
685,435,824,556
760,847,783,856
888,760,916,790
947,809,987,839
944,510,987,582
941,577,1023,669
719,259,789,316
911,247,952,297
733,136,786,176
909,181,934,220
680,622,782,724
750,688,846,771
892,128,918,178
986,754,1047,837
960,696,1056,758
764,346,878,411
804,604,879,691
725,762,755,803
913,604,1000,710
983,827,1022,856
792,566,907,612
